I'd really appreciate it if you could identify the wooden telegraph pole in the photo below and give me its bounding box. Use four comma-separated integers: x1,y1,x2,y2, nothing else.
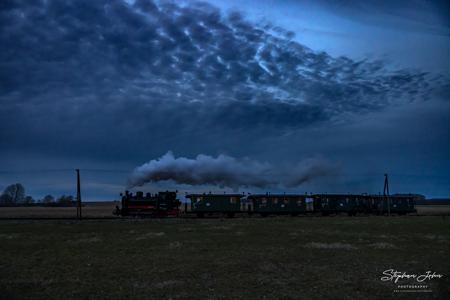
383,174,390,216
76,169,82,220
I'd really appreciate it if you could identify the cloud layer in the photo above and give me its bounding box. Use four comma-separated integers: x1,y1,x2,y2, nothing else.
0,0,444,145
128,151,338,189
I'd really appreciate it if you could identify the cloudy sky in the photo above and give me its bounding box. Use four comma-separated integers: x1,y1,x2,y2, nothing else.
0,0,449,200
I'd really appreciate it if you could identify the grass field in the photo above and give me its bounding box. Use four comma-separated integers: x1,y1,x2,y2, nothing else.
0,203,449,219
0,202,118,219
416,205,450,215
0,216,449,299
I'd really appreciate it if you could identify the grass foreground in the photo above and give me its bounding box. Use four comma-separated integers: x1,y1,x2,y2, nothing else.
0,216,449,299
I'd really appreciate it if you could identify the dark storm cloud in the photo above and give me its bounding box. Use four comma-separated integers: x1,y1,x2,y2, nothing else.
0,0,446,158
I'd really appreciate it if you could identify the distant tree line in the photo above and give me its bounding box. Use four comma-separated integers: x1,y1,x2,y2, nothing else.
0,183,75,207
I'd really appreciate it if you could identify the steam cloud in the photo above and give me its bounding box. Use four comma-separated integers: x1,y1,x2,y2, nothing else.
128,151,338,189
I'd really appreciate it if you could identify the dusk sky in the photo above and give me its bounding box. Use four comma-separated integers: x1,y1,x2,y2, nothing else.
0,0,449,201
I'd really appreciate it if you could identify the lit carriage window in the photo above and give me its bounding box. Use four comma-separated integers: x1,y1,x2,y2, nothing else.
346,198,349,203
297,200,302,206
284,199,289,204
230,197,237,204
262,198,267,204
273,198,278,204
196,197,202,202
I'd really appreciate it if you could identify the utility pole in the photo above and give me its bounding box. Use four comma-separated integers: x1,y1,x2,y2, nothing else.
76,169,82,220
383,173,390,216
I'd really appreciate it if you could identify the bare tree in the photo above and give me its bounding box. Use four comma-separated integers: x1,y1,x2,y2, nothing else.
57,195,74,206
24,196,35,205
42,195,55,204
0,183,25,204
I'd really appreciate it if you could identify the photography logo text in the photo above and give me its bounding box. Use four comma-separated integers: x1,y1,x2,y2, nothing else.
380,269,444,293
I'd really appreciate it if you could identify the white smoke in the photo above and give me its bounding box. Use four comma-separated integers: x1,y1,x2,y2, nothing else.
128,151,339,189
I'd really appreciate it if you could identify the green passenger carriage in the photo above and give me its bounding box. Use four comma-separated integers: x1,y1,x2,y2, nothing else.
186,194,244,217
248,194,314,216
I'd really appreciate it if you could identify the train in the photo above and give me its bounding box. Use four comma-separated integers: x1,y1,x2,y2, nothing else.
114,191,181,217
114,191,417,217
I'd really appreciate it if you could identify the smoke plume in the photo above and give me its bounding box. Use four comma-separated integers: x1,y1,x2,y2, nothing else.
128,151,338,189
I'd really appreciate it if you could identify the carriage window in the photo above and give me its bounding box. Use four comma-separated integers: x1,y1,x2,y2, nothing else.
230,197,237,204
262,198,267,204
297,200,302,206
273,198,278,204
196,197,202,202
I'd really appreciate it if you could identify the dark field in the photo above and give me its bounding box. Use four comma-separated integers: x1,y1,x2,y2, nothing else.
1,203,450,219
0,202,119,219
0,216,449,299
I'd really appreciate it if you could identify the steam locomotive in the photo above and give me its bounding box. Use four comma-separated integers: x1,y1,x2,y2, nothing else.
114,191,417,217
114,191,181,217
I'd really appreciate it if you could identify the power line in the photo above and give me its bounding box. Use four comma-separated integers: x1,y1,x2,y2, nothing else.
0,168,131,174
0,169,74,174
81,168,130,173
337,173,450,179
0,169,444,175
